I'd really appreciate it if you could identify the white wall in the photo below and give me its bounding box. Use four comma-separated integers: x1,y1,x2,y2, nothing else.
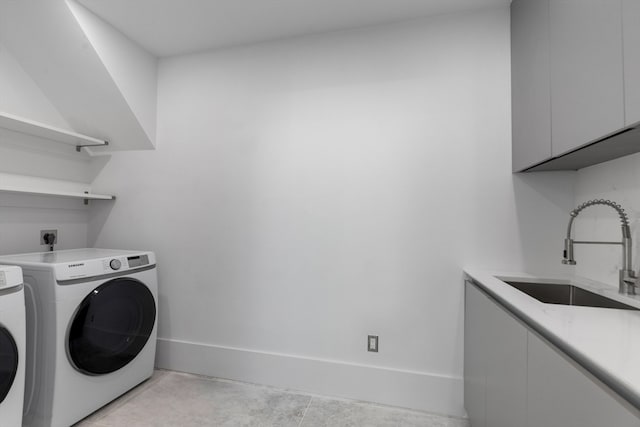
88,7,576,416
572,152,640,288
0,43,91,254
0,41,108,184
0,43,68,128
66,0,158,145
0,0,155,151
0,193,89,255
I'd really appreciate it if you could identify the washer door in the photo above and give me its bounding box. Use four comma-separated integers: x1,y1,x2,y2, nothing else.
0,326,18,403
68,278,156,375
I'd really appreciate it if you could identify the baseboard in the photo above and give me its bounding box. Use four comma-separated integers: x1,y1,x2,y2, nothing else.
155,338,465,418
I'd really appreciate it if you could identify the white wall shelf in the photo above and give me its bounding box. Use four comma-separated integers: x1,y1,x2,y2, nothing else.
0,187,114,201
0,173,115,204
0,111,108,152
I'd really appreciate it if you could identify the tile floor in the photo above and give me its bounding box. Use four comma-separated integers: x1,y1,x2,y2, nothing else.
75,370,469,427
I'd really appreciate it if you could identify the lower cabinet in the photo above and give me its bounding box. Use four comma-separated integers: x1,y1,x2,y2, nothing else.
464,281,640,427
464,282,527,427
527,333,640,427
464,282,487,427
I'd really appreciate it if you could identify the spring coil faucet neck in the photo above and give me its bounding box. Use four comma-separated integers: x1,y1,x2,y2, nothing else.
562,199,637,294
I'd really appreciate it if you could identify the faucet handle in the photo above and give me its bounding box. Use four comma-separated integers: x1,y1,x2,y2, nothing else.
562,238,577,265
621,270,638,295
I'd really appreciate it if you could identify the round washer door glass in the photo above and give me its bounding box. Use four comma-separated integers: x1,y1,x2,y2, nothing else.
68,278,156,375
0,327,18,403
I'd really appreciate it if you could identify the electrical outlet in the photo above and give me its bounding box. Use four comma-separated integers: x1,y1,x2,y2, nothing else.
40,230,58,245
367,335,378,352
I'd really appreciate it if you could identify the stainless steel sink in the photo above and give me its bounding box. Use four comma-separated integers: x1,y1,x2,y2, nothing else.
504,281,639,311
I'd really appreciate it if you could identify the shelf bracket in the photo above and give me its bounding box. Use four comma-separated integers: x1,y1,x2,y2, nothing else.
76,140,109,152
84,191,89,205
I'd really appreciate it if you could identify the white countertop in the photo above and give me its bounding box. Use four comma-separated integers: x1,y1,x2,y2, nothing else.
465,269,640,410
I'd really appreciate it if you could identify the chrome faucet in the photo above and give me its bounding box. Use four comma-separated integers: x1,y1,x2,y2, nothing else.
562,199,638,294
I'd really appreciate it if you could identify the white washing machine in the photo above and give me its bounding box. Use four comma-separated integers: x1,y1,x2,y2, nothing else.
0,248,157,427
0,265,25,426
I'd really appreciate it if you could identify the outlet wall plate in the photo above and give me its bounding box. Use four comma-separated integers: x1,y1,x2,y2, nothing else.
367,335,378,352
40,229,58,245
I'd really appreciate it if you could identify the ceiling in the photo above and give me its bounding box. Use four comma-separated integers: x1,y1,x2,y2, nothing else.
76,0,510,57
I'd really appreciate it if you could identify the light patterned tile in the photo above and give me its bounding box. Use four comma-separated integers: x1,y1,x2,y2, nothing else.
299,397,469,427
93,371,310,427
73,369,170,426
73,370,469,427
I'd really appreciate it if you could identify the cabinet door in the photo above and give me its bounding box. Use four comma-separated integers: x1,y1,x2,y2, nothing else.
624,0,640,125
465,283,527,427
550,0,625,156
464,282,487,427
511,0,552,172
484,298,527,427
527,332,640,427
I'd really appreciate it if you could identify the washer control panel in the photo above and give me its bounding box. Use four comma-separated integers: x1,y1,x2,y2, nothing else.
0,266,22,290
27,250,157,281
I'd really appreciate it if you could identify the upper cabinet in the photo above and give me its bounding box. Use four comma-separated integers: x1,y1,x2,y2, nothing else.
512,0,640,172
511,0,551,172
549,0,624,157
624,0,640,124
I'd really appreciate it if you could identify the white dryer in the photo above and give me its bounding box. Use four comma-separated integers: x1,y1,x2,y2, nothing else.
0,266,25,426
0,249,158,427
